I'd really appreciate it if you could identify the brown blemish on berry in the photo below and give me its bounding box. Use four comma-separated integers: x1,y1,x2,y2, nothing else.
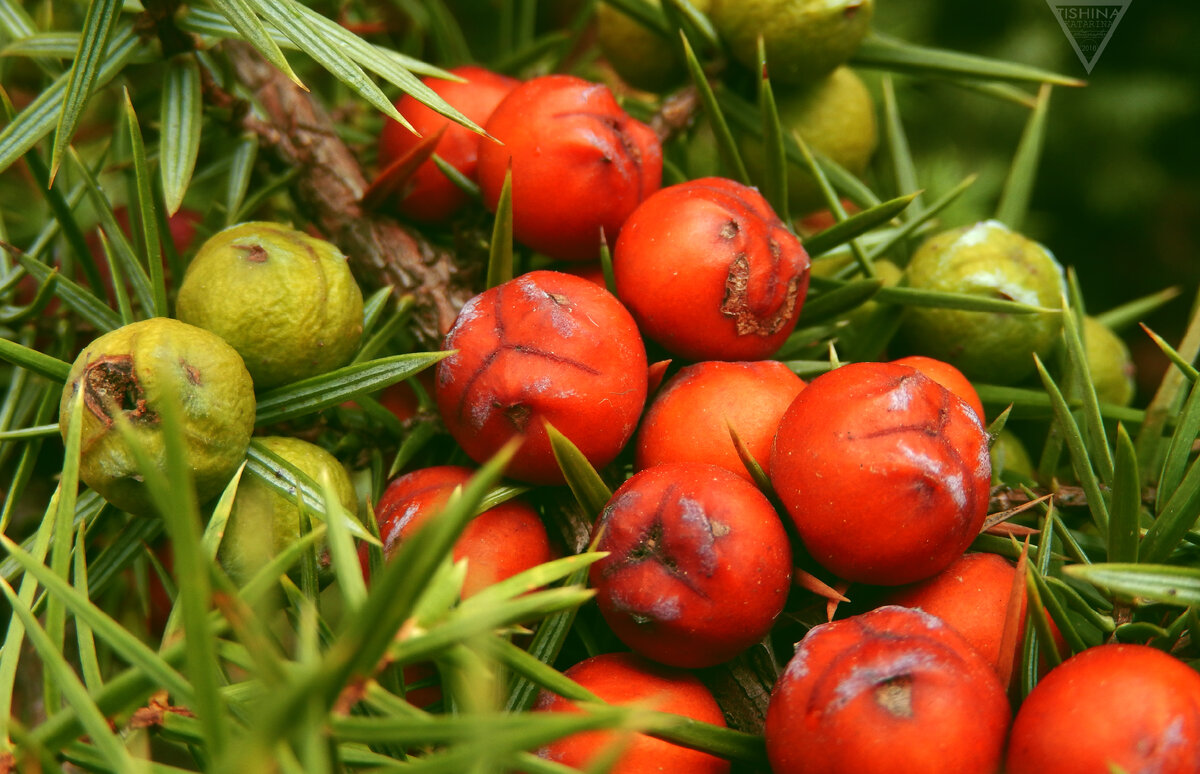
911,477,939,509
688,181,809,338
241,244,269,263
844,1,863,18
181,360,202,386
874,675,914,718
503,403,532,432
82,355,158,426
719,254,801,336
625,519,667,566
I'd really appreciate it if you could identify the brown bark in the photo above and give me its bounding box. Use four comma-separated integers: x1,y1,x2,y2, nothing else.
700,641,778,736
223,42,478,349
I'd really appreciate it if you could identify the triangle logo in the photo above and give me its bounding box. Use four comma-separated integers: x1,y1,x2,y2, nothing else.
1046,0,1131,73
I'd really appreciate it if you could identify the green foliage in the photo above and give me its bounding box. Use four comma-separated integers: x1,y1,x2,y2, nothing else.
486,167,515,290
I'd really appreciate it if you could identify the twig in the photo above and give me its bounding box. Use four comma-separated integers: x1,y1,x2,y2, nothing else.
649,85,701,144
222,42,478,349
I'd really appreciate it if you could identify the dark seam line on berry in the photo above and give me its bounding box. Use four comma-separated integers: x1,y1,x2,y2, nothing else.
552,110,646,195
454,348,502,423
690,182,764,219
501,344,602,375
451,288,510,422
379,482,451,508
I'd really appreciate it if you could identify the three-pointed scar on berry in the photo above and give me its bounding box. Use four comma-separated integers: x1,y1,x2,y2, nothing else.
552,110,649,196
452,286,601,428
601,485,715,598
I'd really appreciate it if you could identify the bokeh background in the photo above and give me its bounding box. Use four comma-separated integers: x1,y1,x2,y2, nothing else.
873,0,1200,399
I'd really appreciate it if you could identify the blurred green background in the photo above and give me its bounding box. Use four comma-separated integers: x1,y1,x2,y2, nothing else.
874,0,1200,398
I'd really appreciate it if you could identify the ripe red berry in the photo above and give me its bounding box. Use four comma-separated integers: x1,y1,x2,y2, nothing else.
635,360,805,480
532,651,730,773
435,270,648,484
589,463,792,668
770,361,991,585
882,552,1027,678
1006,644,1200,774
366,465,554,599
476,74,662,261
378,65,518,223
765,605,1011,774
614,177,811,360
